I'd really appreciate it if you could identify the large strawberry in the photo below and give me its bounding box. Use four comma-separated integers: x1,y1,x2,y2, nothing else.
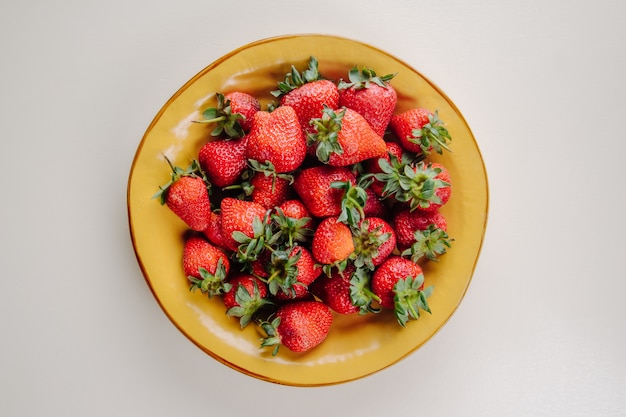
198,136,248,188
311,217,355,276
154,158,212,231
183,236,231,298
389,108,451,156
307,107,387,166
260,300,333,355
338,66,397,137
293,165,356,218
223,274,270,328
371,256,433,326
245,106,307,173
272,56,339,130
220,197,269,252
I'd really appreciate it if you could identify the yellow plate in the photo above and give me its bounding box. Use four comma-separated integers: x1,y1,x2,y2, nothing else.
127,34,489,386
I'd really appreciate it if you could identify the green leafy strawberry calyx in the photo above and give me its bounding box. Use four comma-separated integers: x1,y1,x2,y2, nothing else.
401,224,454,262
259,316,283,356
338,66,397,90
331,179,367,228
409,110,452,156
194,93,246,139
188,259,231,298
263,247,303,297
271,56,323,98
393,274,433,327
349,267,382,315
307,106,345,164
226,281,272,329
350,220,392,271
271,207,313,248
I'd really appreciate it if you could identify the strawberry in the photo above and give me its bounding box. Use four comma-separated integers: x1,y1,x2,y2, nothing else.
272,202,314,247
309,265,360,315
371,256,433,326
223,274,270,328
365,141,406,197
311,217,355,275
351,217,396,270
375,160,452,212
198,136,248,188
363,186,388,218
245,106,307,173
269,246,321,301
293,165,356,218
338,66,397,137
220,197,269,252
153,158,212,231
183,236,231,298
393,208,448,249
260,300,333,355
389,108,451,156
195,92,259,138
224,91,261,132
307,107,387,166
249,171,293,210
276,199,314,230
202,211,228,248
272,56,339,129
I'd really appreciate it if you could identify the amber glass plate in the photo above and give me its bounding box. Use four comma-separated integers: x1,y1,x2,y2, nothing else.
127,34,488,386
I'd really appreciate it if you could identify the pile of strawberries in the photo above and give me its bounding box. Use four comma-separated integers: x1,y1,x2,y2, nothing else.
154,57,454,356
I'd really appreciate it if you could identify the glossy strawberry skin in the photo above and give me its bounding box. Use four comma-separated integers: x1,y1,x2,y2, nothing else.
224,91,260,132
280,79,339,128
166,176,212,231
198,137,248,188
250,173,293,210
293,165,356,218
339,82,397,137
363,217,396,267
274,300,333,353
311,217,355,265
182,236,230,279
220,197,269,251
309,265,359,315
393,209,448,249
245,106,307,173
277,199,314,229
371,256,423,309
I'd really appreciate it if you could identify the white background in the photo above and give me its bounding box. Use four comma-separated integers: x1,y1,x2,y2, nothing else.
1,0,625,416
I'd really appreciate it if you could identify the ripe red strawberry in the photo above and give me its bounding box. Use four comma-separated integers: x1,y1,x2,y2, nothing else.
371,256,433,326
272,56,340,130
276,199,314,230
308,107,387,166
196,92,259,138
393,208,448,249
351,217,396,270
390,108,451,156
220,197,269,252
154,159,212,231
365,141,405,197
311,217,355,275
202,211,228,248
260,300,333,355
223,274,270,328
338,66,397,137
224,91,261,132
245,106,307,173
270,246,321,301
249,171,293,210
198,136,248,188
293,165,356,218
309,265,359,315
183,236,231,298
363,187,387,218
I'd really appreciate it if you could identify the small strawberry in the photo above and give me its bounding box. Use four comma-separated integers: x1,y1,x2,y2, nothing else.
153,158,212,232
272,56,339,129
220,197,269,252
311,217,355,276
276,199,314,229
195,92,259,138
365,141,407,197
269,246,321,301
183,236,231,298
260,300,333,355
351,217,396,270
338,66,397,137
245,106,307,173
363,186,388,218
223,274,270,328
202,211,228,249
375,160,452,212
393,208,448,249
293,165,356,218
272,204,314,248
248,170,293,210
198,136,248,188
307,107,387,166
390,108,451,156
371,256,433,326
309,265,360,315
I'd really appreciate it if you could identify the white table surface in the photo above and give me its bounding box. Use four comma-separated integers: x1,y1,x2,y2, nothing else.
2,1,625,416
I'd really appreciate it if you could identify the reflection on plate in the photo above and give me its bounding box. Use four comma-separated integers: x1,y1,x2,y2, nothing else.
127,34,488,386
